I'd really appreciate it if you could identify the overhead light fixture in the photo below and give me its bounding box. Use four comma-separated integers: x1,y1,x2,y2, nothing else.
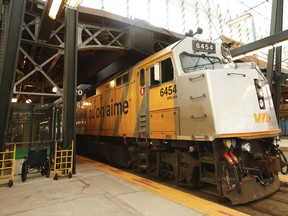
52,86,57,93
11,98,18,103
26,99,32,104
49,0,63,20
49,0,83,20
66,0,84,8
226,13,252,26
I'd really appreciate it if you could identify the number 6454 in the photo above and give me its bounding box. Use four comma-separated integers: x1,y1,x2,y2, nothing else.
160,84,177,97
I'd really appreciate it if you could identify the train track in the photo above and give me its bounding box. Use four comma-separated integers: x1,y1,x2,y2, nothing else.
198,182,288,216
233,183,288,216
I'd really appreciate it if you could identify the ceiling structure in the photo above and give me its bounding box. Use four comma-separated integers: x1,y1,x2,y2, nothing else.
14,0,183,104
78,0,288,69
5,0,288,108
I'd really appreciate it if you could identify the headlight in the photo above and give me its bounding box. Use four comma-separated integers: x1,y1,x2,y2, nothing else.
241,143,252,153
223,139,232,148
255,79,263,89
258,98,265,109
223,139,237,148
257,89,264,98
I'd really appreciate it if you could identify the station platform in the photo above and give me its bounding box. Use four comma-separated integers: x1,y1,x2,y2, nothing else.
278,139,288,152
0,155,249,216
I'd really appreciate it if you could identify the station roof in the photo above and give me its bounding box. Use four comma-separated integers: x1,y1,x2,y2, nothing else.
15,0,288,104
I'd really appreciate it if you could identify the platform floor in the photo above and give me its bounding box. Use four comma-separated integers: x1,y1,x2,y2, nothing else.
0,155,252,216
279,139,288,152
0,156,206,216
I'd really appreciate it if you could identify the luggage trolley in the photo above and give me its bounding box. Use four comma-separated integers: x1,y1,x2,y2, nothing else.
53,141,74,180
0,144,16,187
21,147,51,182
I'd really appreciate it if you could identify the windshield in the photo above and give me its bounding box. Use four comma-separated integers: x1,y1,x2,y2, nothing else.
179,52,221,73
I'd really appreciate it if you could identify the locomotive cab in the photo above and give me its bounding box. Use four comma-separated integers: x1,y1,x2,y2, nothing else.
170,37,283,203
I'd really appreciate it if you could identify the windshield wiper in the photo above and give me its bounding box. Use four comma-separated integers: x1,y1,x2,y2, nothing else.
201,54,214,65
184,65,205,72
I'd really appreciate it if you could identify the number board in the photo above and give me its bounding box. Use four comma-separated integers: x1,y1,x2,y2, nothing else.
192,40,216,53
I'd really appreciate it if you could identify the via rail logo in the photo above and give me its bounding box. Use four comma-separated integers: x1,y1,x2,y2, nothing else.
253,112,271,123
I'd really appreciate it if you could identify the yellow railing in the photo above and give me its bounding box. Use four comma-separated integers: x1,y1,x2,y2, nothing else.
53,141,74,180
0,144,16,187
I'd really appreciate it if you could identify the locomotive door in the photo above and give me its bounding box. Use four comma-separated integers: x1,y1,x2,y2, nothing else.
137,68,148,138
147,58,179,139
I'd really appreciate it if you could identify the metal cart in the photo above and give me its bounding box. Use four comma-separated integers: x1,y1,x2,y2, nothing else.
0,144,16,187
53,141,74,180
21,147,51,182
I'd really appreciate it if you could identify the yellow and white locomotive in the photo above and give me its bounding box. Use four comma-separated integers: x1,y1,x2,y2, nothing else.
76,36,286,204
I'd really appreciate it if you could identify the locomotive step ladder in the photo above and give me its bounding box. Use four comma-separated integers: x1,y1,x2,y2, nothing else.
0,144,16,187
53,141,74,180
196,143,217,185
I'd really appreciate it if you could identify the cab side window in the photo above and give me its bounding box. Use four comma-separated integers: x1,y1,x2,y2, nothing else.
149,58,174,87
161,58,174,83
150,64,160,87
140,68,145,87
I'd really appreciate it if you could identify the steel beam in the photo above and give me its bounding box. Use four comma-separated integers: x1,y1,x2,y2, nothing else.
92,51,146,85
267,0,283,121
0,0,26,150
230,29,288,58
62,7,78,173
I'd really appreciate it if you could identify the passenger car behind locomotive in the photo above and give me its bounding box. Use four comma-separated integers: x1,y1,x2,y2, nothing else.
76,36,286,204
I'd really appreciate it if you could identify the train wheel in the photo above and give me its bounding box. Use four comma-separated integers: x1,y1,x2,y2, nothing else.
41,169,46,175
191,167,202,188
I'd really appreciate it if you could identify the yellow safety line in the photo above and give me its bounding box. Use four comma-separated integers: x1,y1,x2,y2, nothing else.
279,175,288,182
77,155,248,216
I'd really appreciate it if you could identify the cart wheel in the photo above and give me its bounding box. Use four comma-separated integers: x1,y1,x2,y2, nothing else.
21,160,28,182
53,173,58,180
45,159,51,178
68,172,72,178
8,180,13,187
41,169,46,176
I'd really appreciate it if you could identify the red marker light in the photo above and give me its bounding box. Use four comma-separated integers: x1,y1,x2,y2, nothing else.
140,87,145,96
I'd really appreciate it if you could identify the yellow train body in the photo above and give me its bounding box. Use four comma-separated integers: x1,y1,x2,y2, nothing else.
78,49,179,140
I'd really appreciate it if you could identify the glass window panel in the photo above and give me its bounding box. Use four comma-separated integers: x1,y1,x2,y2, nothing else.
149,0,167,28
161,58,174,83
167,1,183,33
129,0,149,20
104,0,127,17
81,0,102,9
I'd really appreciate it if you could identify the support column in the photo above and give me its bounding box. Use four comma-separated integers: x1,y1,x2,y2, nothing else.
266,0,283,120
62,7,78,173
0,0,26,150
